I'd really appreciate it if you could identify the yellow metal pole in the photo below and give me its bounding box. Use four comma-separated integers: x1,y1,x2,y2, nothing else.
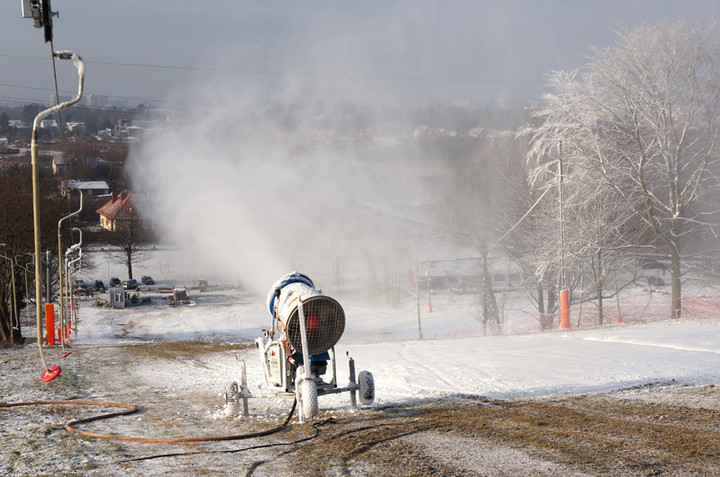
30,128,48,368
30,51,84,369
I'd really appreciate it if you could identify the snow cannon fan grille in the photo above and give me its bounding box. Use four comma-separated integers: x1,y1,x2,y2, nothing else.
285,295,345,355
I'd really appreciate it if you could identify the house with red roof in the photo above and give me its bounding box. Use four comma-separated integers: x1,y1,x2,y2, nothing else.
96,191,140,231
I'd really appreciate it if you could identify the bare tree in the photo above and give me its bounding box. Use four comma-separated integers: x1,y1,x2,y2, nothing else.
0,167,65,344
109,219,149,280
523,18,720,319
502,174,561,330
439,136,550,330
441,160,498,328
562,162,646,324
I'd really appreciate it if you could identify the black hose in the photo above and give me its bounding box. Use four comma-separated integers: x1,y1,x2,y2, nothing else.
1,398,296,444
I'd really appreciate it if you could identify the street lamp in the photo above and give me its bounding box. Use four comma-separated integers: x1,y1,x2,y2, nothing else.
30,50,84,378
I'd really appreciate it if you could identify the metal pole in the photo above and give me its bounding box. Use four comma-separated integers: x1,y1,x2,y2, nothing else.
413,242,422,340
65,257,70,333
558,142,565,291
31,51,84,369
425,260,431,313
296,297,311,423
297,298,311,380
30,132,47,367
58,235,63,340
10,259,16,343
22,262,30,332
66,227,82,334
558,141,570,329
58,190,82,346
240,361,249,418
45,250,50,304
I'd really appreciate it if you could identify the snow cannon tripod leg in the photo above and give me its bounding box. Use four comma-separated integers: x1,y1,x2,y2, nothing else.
348,353,357,409
240,360,250,417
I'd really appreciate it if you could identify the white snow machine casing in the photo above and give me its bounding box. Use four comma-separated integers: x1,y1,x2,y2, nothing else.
256,272,374,421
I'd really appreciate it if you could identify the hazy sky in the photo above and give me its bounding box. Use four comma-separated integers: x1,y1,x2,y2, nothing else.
1,1,718,107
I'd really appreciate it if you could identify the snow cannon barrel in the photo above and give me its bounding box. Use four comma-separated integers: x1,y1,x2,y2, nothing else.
267,272,345,355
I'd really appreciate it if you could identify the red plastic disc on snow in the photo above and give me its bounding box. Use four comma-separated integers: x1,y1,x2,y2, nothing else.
40,365,61,382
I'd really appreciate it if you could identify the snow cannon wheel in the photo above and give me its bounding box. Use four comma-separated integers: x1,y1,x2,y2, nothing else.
358,370,375,405
295,367,318,420
300,379,318,420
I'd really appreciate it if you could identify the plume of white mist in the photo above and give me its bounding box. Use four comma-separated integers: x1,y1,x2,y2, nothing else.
126,81,431,299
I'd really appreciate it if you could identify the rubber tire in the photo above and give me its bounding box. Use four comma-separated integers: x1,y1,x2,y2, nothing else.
358,370,375,405
300,378,318,420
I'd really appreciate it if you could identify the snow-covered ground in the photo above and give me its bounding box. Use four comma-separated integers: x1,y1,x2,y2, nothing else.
50,247,720,406
4,248,720,476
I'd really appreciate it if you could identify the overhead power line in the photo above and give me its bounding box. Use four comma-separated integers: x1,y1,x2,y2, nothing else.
0,53,545,85
0,82,171,106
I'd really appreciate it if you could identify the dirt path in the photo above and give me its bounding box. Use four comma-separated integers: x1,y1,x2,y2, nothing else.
2,341,719,476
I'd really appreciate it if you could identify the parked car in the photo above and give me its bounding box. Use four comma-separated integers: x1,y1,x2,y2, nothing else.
73,284,94,297
92,280,106,293
141,275,155,285
122,279,138,290
109,277,121,287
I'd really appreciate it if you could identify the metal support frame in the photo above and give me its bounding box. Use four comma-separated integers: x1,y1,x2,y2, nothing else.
30,51,84,369
57,190,82,347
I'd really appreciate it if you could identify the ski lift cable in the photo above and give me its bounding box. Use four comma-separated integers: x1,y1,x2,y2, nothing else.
49,38,71,222
489,185,553,249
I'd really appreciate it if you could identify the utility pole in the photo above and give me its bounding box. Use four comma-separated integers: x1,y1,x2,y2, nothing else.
413,242,423,340
558,141,570,329
45,250,51,304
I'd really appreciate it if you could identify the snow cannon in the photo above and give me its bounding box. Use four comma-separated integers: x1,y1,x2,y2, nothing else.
266,272,345,355
255,271,374,421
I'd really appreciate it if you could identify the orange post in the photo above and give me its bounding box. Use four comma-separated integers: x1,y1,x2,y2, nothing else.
617,316,623,324
45,303,55,346
559,289,570,329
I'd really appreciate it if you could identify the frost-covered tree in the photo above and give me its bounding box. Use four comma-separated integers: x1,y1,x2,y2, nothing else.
561,158,647,324
442,153,502,329
523,18,720,319
441,135,562,330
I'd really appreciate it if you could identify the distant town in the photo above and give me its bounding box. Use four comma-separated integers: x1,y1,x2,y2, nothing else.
0,99,525,238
